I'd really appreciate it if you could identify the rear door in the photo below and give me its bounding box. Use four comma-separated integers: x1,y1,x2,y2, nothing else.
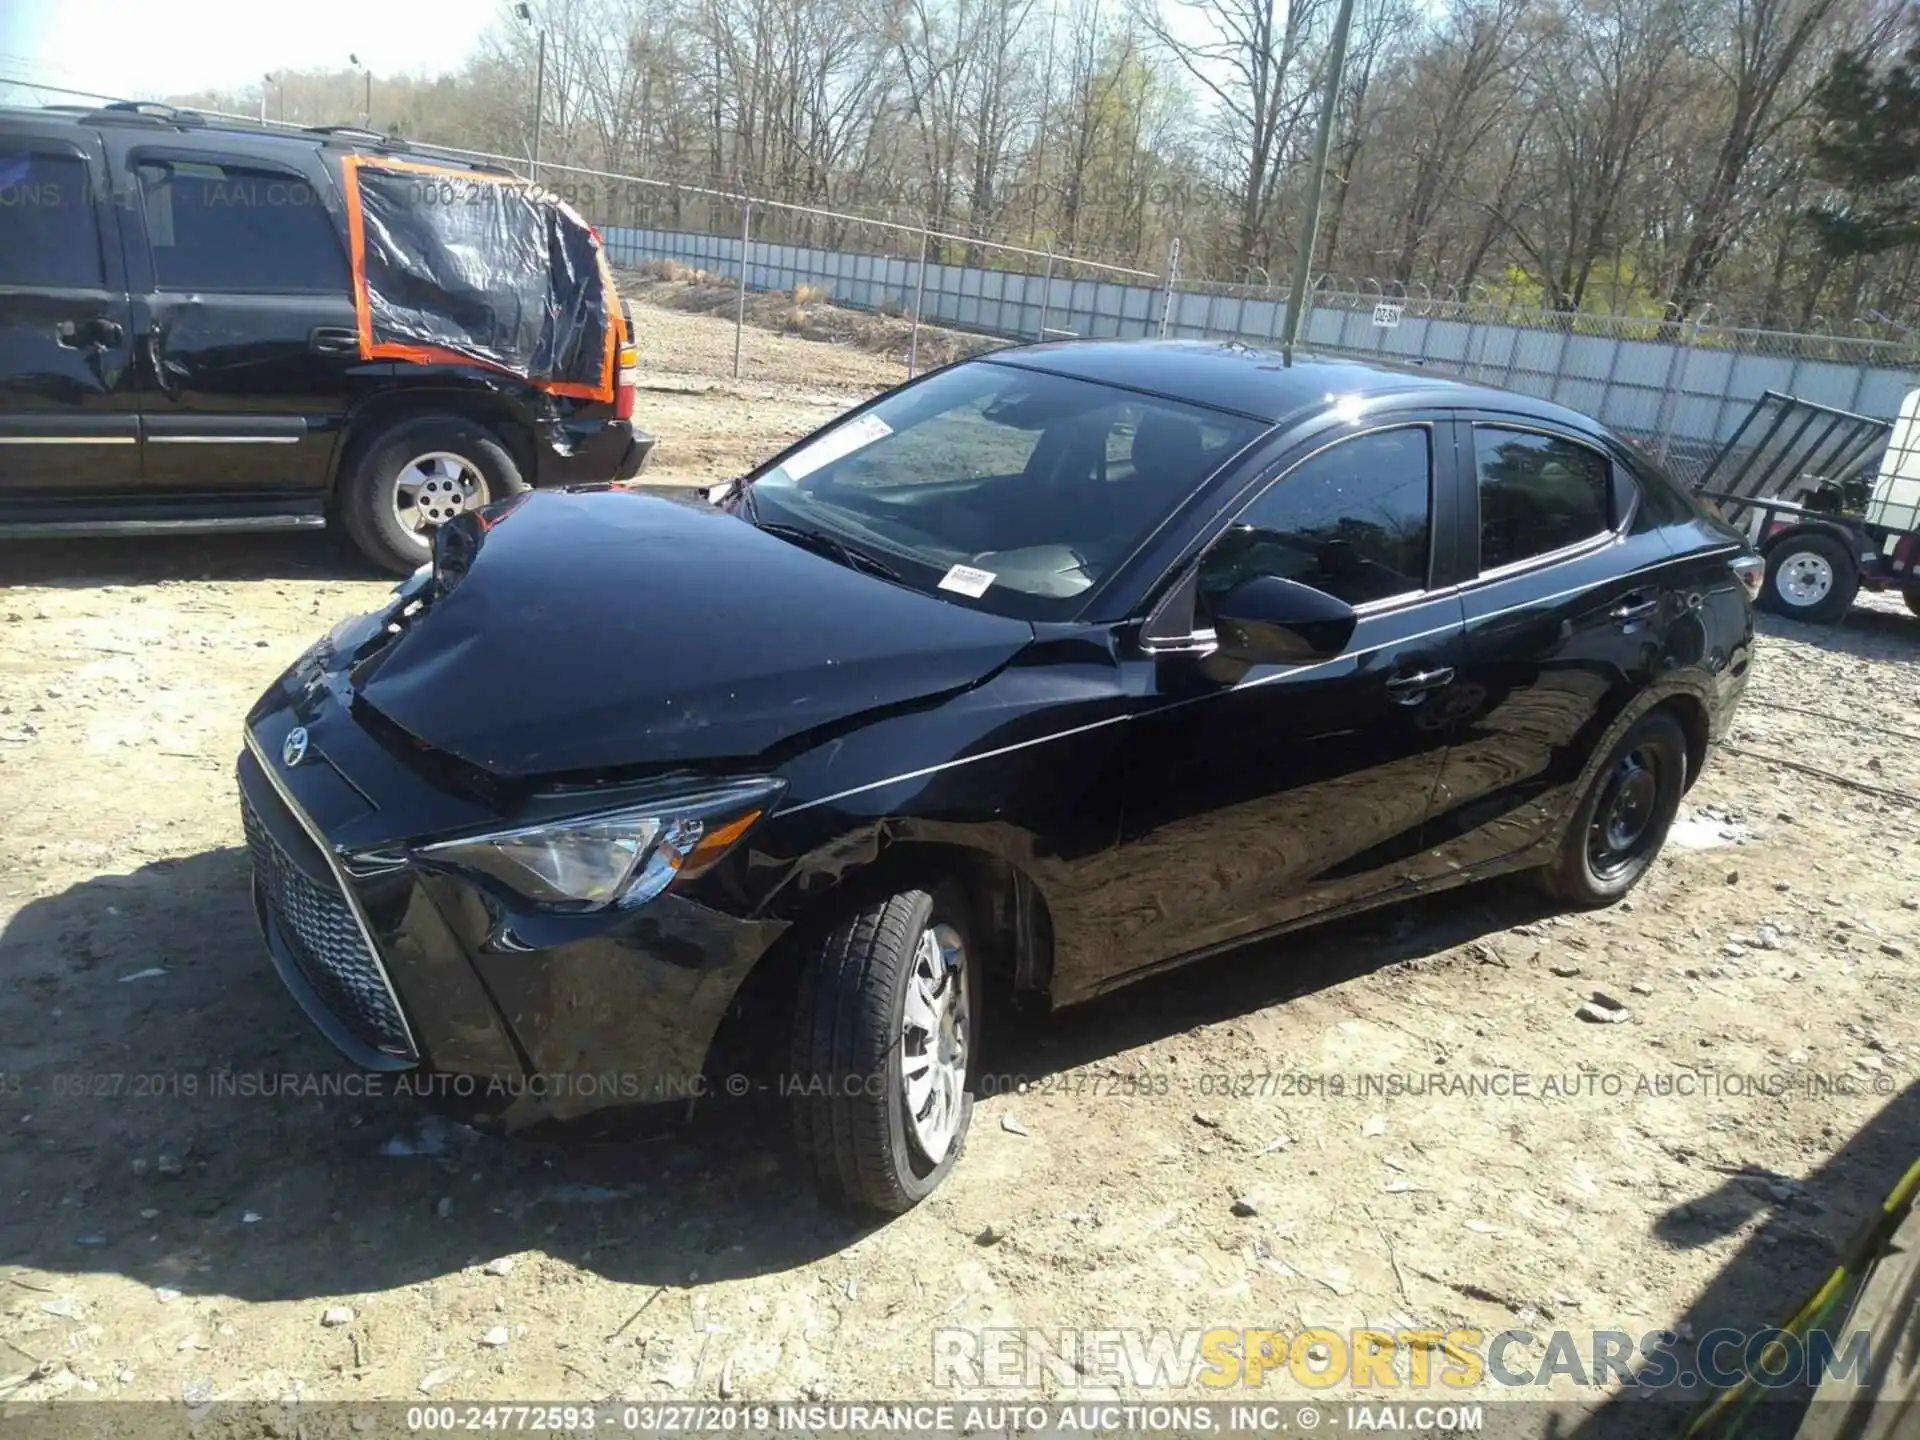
106,133,372,498
1412,416,1681,877
0,120,140,500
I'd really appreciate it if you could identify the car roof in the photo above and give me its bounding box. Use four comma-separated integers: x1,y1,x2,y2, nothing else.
986,338,1611,434
0,103,508,173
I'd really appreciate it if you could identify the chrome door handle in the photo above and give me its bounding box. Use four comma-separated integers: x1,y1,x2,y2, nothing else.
1611,596,1661,622
309,326,360,355
1385,666,1455,698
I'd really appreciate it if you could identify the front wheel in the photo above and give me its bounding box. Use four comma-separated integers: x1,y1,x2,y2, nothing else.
1758,530,1858,624
790,887,979,1212
1539,711,1688,907
339,415,526,575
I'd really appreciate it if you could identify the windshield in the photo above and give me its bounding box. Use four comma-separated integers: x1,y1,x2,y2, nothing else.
743,360,1263,620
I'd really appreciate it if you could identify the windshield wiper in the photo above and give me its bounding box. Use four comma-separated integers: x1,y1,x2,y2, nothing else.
754,521,902,582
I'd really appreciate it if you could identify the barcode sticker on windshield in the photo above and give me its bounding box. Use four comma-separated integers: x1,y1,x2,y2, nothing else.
938,563,997,598
779,413,893,481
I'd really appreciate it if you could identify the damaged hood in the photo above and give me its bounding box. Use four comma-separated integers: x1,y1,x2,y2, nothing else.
354,489,1033,778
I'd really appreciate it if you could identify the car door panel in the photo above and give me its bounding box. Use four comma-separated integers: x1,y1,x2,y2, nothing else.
107,136,369,497
0,124,141,500
1410,418,1680,880
1070,420,1467,994
1090,595,1467,984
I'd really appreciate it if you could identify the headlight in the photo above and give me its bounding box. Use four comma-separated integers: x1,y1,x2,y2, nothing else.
416,778,782,912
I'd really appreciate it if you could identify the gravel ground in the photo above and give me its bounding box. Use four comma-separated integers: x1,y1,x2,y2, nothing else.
1,297,1918,1435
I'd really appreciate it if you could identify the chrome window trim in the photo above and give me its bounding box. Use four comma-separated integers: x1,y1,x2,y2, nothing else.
241,726,420,1061
1141,420,1440,645
1464,420,1636,585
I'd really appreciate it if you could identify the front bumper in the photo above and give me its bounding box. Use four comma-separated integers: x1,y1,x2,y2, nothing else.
535,416,655,488
237,683,784,1128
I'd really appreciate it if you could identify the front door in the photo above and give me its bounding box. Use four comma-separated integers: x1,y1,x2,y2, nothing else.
107,138,368,498
0,123,140,500
1084,423,1468,989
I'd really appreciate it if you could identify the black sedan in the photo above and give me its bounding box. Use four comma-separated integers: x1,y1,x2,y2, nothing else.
238,341,1760,1211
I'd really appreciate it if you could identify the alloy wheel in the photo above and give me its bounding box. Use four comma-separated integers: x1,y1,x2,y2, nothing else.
900,922,969,1162
392,452,489,539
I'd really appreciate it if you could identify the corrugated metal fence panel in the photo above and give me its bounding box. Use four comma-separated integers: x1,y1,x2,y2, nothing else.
598,226,1914,441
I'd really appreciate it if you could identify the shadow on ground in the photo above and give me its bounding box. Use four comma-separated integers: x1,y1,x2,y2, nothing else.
1538,1082,1920,1440
0,844,1554,1303
1758,599,1920,663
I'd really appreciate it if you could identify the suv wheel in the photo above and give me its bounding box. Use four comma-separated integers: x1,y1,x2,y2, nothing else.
791,886,979,1212
1758,531,1858,624
1538,711,1687,907
341,415,526,574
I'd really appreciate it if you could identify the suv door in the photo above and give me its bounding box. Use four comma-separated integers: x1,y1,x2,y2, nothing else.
0,122,140,501
106,135,372,501
1083,421,1469,988
1410,417,1680,878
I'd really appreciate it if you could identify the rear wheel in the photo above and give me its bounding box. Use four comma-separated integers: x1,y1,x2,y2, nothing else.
790,886,978,1212
340,415,526,575
1758,530,1858,624
1539,711,1688,907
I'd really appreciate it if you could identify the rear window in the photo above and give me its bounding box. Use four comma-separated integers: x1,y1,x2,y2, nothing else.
0,151,102,287
1473,426,1613,569
137,158,348,293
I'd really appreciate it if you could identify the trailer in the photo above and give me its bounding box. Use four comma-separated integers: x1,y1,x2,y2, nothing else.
1690,389,1920,624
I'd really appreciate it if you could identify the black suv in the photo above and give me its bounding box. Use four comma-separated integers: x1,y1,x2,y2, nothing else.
0,102,652,572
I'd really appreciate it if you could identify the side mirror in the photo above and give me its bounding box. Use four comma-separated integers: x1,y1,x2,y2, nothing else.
1212,574,1357,665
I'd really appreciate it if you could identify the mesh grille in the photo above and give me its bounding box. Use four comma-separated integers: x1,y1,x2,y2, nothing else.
242,786,412,1056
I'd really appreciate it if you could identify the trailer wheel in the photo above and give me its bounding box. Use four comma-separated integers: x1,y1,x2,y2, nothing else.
1759,531,1858,624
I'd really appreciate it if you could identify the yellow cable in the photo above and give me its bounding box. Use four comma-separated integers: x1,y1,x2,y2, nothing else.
1682,1156,1920,1439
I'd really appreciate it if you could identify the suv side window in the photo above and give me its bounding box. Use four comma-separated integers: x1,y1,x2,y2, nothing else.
0,150,103,288
1474,426,1612,570
1198,426,1433,614
136,158,348,293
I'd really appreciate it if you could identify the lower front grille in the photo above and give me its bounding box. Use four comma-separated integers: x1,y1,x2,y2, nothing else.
241,783,414,1057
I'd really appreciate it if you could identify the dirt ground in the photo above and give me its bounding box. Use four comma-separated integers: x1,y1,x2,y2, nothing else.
2,297,1919,1433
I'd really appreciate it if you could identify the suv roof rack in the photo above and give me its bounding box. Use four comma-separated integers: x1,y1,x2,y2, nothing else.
304,123,397,143
84,100,208,129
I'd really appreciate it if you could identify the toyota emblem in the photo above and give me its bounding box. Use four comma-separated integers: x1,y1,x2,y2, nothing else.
282,726,310,768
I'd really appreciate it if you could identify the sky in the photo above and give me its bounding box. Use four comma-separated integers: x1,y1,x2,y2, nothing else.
0,0,499,103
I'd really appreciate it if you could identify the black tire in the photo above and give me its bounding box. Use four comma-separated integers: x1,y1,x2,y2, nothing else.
1538,711,1688,908
339,415,526,575
790,886,979,1213
1758,530,1858,624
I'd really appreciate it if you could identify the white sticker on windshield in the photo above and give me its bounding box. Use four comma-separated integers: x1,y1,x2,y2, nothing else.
779,413,893,481
938,563,997,598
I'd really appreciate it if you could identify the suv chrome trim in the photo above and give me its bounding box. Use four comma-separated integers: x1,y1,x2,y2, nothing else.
0,515,324,538
149,435,302,445
241,725,419,1059
0,436,136,445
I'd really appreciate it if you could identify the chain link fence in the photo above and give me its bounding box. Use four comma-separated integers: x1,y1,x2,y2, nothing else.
9,80,1915,474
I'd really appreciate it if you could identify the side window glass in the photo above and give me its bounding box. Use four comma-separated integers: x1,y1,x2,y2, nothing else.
0,151,102,287
136,159,347,293
1474,427,1612,569
1198,427,1433,612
